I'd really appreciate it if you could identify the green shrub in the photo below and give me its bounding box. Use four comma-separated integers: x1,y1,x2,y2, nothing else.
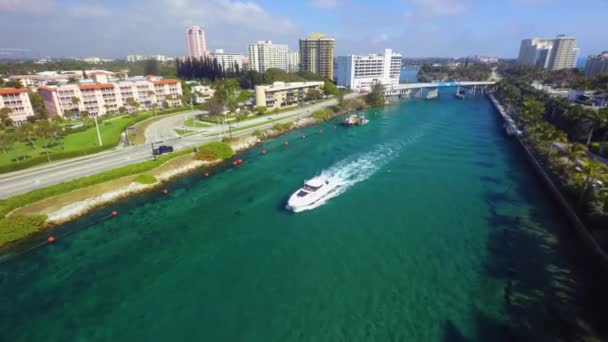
134,174,157,184
312,108,333,121
272,122,293,132
0,215,47,246
195,142,234,161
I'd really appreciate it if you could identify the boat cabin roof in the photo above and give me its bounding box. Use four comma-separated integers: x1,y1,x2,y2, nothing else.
305,176,327,188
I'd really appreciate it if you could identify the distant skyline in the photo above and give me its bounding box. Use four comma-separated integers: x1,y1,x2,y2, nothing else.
0,0,606,59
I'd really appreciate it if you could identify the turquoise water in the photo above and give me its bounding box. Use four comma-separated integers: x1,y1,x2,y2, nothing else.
1,92,606,341
400,66,420,83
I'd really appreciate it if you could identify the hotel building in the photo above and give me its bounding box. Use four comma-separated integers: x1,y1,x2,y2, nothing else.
299,33,335,80
255,81,323,110
0,88,35,124
334,49,402,92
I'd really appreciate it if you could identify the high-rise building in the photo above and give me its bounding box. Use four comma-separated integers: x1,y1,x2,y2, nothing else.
517,35,578,70
288,52,300,73
334,49,402,91
211,49,247,72
547,35,578,70
584,51,608,77
186,25,208,59
518,39,554,68
299,33,335,80
247,41,289,72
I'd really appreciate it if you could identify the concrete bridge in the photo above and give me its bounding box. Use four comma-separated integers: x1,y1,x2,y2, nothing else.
384,81,497,99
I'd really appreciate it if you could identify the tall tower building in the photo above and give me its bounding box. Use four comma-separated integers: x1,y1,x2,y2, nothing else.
547,35,577,70
518,35,578,70
247,41,289,72
299,33,335,80
517,38,553,68
186,25,208,59
584,51,608,77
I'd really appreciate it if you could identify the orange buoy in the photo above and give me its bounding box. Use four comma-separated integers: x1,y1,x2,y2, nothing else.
261,150,267,155
238,159,243,164
204,172,210,177
47,236,56,243
111,210,119,217
162,189,169,194
232,161,238,166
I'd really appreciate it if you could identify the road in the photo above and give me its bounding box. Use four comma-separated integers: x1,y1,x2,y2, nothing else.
144,110,205,143
0,96,356,199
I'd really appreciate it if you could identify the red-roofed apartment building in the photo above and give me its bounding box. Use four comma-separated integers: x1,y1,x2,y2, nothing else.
38,77,182,117
0,88,34,124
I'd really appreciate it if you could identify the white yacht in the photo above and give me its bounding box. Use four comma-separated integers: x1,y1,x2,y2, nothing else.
286,176,337,212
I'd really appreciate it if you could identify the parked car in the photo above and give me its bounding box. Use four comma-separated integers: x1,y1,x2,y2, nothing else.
153,145,173,156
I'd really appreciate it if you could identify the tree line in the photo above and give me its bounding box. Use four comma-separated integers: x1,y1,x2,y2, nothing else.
175,57,242,82
495,76,608,229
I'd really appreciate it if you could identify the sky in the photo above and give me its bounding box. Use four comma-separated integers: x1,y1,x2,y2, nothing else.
0,0,606,59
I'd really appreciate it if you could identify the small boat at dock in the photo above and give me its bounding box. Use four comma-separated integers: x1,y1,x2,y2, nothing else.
342,113,369,126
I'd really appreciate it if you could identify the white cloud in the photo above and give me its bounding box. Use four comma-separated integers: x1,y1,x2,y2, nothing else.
68,2,111,17
0,0,57,16
308,0,342,9
161,0,296,33
406,0,468,16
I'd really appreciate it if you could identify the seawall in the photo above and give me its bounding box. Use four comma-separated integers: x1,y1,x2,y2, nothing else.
487,94,608,270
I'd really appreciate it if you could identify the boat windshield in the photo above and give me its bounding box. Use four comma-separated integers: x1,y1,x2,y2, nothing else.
297,190,309,197
303,184,323,192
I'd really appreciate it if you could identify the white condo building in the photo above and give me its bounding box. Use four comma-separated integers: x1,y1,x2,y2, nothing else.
517,35,578,70
211,49,247,72
247,41,289,72
334,49,402,92
288,52,300,73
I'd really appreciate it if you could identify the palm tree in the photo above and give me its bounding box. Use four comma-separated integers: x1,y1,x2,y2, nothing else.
583,108,608,146
577,159,608,209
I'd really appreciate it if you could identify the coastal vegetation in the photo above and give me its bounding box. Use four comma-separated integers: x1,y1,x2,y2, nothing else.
498,63,608,91
495,78,608,231
366,83,386,107
194,142,234,161
134,174,157,184
0,215,48,246
312,108,333,121
418,62,491,82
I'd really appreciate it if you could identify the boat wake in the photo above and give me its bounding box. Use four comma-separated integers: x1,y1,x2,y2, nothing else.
293,142,402,213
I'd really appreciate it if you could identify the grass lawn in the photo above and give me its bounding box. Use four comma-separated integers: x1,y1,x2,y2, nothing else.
184,118,213,128
0,107,191,173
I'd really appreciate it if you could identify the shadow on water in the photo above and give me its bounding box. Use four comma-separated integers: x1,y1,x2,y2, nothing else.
442,310,512,342
478,142,608,341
